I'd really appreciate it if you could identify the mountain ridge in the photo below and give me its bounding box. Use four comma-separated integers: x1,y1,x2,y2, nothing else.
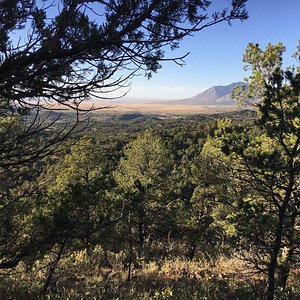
166,82,246,105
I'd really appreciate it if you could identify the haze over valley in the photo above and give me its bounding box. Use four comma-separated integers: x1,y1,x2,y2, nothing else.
87,82,246,115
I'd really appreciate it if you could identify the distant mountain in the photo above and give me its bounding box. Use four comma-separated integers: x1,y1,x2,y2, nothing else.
168,82,246,105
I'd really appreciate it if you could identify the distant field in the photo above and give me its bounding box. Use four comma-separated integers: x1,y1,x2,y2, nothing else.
71,101,241,115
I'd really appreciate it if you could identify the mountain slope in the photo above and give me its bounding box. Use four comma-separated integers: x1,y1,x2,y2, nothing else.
169,82,246,105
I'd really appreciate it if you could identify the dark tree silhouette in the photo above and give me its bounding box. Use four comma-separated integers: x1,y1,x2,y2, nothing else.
0,0,248,107
0,0,248,169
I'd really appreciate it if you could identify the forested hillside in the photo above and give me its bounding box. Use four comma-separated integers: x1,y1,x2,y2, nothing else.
1,1,300,299
2,40,300,299
1,106,300,299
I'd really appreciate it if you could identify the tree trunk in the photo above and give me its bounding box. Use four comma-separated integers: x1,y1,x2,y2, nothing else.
187,242,196,261
278,208,297,291
41,240,66,296
138,220,145,259
267,206,286,300
127,212,133,283
267,155,295,300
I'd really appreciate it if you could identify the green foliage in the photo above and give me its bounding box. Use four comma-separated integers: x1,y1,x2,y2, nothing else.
115,129,172,192
232,42,286,104
114,129,175,262
218,41,300,299
40,137,117,251
175,138,230,259
1,108,300,298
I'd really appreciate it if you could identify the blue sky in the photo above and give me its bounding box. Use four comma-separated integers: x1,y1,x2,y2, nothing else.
126,0,300,100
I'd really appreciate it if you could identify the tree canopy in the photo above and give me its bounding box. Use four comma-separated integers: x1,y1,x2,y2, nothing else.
217,40,300,300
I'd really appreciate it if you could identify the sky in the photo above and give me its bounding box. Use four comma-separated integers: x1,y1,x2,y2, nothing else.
125,0,300,100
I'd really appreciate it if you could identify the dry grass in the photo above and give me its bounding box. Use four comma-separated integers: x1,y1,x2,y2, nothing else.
0,248,299,299
53,100,241,115
0,251,272,299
